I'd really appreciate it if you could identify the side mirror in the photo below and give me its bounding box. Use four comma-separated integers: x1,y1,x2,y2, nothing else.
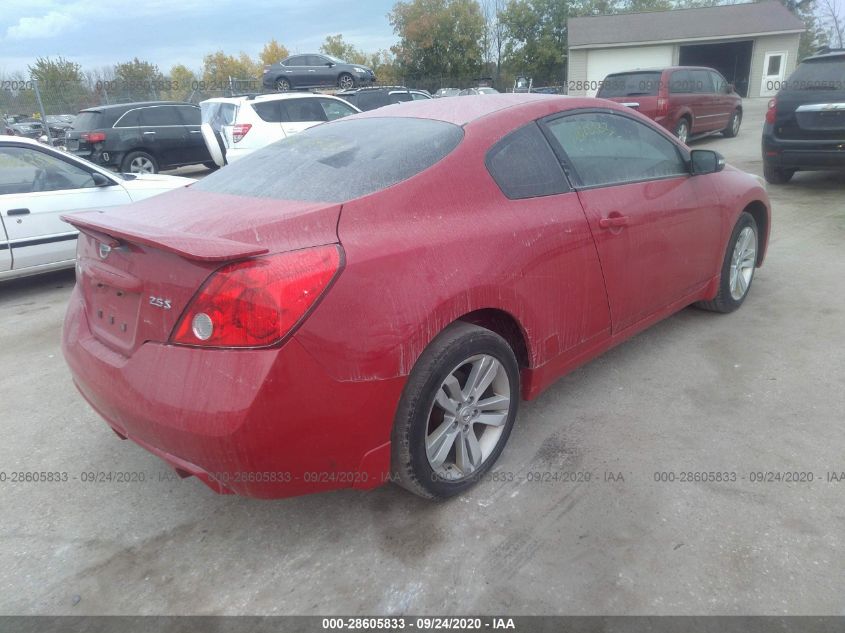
690,150,725,175
326,62,335,67
91,171,114,187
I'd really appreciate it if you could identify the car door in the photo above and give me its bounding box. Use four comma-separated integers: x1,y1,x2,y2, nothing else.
543,110,722,333
709,70,734,130
689,69,720,133
0,144,131,271
175,105,209,165
281,55,308,86
138,105,185,168
0,216,10,273
279,98,328,136
310,55,337,87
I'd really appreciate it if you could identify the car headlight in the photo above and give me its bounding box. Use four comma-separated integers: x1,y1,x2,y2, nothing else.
353,68,368,74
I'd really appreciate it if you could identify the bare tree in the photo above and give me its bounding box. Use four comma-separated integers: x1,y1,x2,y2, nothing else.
482,0,506,82
819,0,844,47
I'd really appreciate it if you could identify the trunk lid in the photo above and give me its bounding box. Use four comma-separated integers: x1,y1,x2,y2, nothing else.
63,188,341,356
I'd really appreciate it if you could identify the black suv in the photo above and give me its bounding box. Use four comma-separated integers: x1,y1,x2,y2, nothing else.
336,87,427,112
65,101,212,174
262,54,376,92
762,48,845,184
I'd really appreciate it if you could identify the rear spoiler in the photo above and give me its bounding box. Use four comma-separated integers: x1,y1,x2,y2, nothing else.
61,211,269,262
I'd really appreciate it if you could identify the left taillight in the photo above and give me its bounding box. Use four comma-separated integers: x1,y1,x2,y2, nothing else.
170,245,342,348
81,131,106,143
232,123,252,143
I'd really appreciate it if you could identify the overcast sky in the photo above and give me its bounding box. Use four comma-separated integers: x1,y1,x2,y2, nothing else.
0,0,399,75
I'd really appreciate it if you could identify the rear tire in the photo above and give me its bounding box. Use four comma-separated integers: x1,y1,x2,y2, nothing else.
275,78,291,92
723,109,742,137
696,212,758,313
763,162,795,184
121,151,158,174
391,322,519,500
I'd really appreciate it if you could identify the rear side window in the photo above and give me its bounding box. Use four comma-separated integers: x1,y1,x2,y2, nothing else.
284,56,306,66
71,111,103,131
389,92,413,104
114,109,140,128
545,111,687,187
785,58,845,90
193,117,463,203
252,101,283,122
356,92,390,110
598,72,662,98
140,106,180,126
485,123,569,199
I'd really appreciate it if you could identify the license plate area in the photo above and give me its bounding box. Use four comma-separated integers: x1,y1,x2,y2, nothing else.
88,282,141,351
66,139,79,151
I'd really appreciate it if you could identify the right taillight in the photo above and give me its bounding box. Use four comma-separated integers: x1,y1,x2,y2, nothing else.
232,123,252,143
171,245,342,348
765,98,777,125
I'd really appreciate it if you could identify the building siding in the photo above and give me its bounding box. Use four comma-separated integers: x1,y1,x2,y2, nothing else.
566,32,801,99
747,33,801,98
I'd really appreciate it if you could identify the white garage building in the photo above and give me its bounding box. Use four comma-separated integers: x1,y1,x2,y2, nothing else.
567,1,805,98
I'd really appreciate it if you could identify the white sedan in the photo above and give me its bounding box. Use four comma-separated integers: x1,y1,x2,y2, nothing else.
0,135,192,282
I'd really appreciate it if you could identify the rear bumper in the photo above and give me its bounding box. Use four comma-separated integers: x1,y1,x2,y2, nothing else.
762,128,845,170
62,286,405,498
70,148,123,169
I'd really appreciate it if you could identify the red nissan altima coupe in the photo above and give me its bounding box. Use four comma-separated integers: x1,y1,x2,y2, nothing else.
62,94,771,500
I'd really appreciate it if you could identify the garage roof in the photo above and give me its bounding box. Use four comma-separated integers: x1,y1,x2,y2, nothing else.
568,1,805,48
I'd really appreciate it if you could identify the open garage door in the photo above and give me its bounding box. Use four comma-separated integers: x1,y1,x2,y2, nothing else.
679,40,752,97
586,45,673,97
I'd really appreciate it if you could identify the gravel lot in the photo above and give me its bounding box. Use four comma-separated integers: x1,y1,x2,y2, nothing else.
2,98,844,616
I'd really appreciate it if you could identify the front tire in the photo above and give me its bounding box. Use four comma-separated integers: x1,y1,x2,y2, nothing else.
337,73,356,90
391,322,519,500
696,212,758,313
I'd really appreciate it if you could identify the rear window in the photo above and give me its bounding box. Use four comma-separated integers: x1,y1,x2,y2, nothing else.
201,102,237,130
784,57,845,91
193,117,463,203
598,72,662,98
71,111,104,131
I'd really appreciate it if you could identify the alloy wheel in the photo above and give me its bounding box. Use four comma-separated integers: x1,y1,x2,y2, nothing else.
425,354,511,480
338,74,355,90
729,226,757,300
676,120,689,144
129,156,155,173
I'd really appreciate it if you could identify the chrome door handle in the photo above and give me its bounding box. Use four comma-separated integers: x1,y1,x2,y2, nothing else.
599,216,629,229
143,131,156,135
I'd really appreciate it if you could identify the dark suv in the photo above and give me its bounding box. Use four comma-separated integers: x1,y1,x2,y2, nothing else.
262,54,376,92
598,66,743,144
336,87,429,111
65,101,212,174
762,48,845,184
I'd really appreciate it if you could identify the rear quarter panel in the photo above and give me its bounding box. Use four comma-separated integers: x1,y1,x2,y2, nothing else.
294,115,612,392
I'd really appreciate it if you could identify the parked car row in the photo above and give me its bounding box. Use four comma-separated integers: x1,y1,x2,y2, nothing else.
0,135,191,281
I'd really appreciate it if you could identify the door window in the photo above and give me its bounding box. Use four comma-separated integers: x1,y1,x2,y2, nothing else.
176,105,201,125
285,56,307,66
485,123,570,199
545,111,687,188
767,55,782,76
140,106,181,126
305,55,326,66
669,70,694,95
689,69,715,94
0,146,97,193
252,101,283,122
318,99,357,121
280,99,328,123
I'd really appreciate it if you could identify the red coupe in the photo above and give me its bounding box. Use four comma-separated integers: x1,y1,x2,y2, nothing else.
62,94,771,499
